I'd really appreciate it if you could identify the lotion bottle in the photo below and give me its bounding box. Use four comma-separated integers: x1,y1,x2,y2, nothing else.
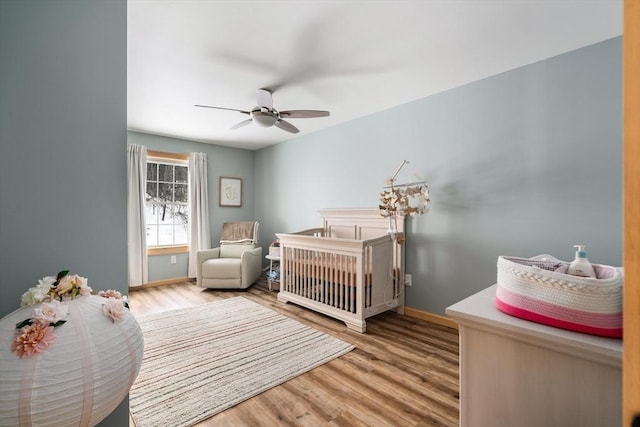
567,245,596,278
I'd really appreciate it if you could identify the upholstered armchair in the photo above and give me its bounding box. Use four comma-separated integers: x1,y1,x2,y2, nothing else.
196,222,263,289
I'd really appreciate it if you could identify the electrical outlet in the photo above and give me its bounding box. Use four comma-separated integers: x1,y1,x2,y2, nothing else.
170,255,177,264
405,273,412,287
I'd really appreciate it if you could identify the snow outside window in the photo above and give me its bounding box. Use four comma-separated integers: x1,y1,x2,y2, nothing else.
145,159,189,247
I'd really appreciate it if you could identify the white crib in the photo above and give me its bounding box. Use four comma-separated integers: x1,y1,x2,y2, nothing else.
276,208,405,333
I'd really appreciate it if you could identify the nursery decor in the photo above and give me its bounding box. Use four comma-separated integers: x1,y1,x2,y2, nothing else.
129,297,353,427
496,255,623,337
219,176,242,207
0,271,144,426
379,160,430,237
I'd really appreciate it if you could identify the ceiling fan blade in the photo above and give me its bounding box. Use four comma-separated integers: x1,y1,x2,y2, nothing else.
230,118,253,130
275,119,300,134
256,89,273,109
194,105,250,115
279,110,330,119
276,119,300,133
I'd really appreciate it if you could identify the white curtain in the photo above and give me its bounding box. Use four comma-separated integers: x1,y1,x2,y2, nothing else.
188,152,211,278
127,143,148,287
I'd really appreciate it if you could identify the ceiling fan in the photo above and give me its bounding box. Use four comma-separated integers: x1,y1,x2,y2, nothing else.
195,88,330,134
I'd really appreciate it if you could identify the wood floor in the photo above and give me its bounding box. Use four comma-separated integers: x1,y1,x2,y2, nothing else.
128,277,460,427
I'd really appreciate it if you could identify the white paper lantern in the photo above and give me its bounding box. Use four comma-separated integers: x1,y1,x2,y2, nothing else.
0,295,144,426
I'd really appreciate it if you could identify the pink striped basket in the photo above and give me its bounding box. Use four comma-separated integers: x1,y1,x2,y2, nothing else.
495,255,623,338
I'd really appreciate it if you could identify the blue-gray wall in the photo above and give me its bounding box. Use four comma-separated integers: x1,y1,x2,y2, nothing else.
127,131,255,281
255,37,623,315
0,1,129,425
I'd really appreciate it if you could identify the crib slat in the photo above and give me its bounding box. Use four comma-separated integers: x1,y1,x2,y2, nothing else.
338,254,342,310
296,248,300,296
303,249,308,298
332,254,337,309
320,252,325,304
343,254,349,311
351,253,355,312
313,250,318,301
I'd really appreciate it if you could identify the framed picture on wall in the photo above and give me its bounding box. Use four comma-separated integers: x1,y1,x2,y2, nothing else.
219,176,242,207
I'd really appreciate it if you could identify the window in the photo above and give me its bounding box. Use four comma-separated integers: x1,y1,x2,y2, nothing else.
145,152,189,248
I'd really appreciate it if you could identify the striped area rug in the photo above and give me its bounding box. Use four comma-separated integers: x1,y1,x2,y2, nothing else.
129,297,354,427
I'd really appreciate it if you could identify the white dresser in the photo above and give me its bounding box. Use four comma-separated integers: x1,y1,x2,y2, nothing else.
446,285,622,427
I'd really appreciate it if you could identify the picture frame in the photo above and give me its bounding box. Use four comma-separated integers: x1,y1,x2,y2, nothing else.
219,176,242,207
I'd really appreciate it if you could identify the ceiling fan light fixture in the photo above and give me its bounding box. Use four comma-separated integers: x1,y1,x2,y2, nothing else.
251,110,278,127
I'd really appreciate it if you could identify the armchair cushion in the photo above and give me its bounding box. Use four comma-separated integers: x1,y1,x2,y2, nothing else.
220,244,256,258
202,258,241,278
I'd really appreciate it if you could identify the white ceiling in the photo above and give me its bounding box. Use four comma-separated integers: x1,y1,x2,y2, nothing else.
127,0,622,151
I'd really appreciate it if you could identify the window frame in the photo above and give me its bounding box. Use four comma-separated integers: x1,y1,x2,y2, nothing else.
146,150,190,255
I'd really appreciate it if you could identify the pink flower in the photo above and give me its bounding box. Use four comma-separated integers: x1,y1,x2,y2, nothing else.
55,275,74,295
102,298,126,323
11,323,56,358
99,289,123,299
32,300,68,324
55,274,91,298
99,289,129,307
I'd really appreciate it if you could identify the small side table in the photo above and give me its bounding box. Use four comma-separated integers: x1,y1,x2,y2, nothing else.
265,254,280,291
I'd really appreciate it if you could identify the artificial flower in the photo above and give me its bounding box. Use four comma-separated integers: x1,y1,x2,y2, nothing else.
102,297,126,323
11,323,56,358
55,274,91,298
20,290,41,307
20,276,56,307
99,289,124,300
32,300,69,325
99,289,130,311
37,276,56,290
55,275,74,295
